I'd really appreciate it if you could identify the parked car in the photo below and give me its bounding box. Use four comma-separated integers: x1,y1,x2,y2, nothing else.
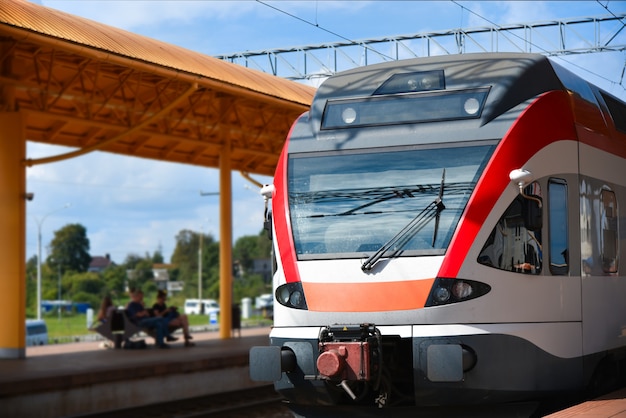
184,299,220,315
255,293,273,310
26,319,48,346
255,294,273,318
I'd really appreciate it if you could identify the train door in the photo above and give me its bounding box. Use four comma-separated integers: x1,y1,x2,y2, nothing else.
546,175,582,313
579,175,626,373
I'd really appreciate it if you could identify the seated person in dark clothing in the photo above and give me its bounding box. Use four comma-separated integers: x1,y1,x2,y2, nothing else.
152,290,194,347
126,289,170,349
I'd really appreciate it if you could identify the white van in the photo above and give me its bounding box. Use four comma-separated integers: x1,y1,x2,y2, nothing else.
184,299,220,315
26,319,48,346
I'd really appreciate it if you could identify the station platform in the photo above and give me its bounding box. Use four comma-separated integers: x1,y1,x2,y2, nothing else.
0,327,271,417
544,387,626,417
3,325,626,418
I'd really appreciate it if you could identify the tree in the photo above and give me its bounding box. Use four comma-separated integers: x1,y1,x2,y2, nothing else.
152,249,164,264
25,255,38,316
171,229,220,298
64,271,104,308
124,253,156,293
233,231,272,272
100,264,127,297
47,223,91,274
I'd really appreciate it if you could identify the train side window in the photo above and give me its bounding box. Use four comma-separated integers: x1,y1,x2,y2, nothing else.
548,179,569,275
601,189,618,273
477,182,542,274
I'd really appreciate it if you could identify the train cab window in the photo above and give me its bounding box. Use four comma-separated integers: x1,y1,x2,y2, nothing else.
478,182,542,274
601,189,618,273
549,179,569,275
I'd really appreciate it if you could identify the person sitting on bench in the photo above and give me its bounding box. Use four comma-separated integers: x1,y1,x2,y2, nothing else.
126,289,171,349
152,290,194,347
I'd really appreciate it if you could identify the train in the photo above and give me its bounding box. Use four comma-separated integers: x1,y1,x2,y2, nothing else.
249,53,626,416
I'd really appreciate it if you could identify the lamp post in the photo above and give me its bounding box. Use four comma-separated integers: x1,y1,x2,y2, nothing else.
34,203,70,320
57,263,62,321
199,189,217,313
198,229,203,308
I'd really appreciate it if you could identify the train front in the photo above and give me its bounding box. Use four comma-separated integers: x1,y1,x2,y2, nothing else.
250,53,580,414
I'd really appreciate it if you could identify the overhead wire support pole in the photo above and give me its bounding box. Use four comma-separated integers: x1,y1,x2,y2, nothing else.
216,14,626,82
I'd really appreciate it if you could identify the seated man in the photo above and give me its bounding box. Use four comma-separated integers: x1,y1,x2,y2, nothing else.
126,289,170,349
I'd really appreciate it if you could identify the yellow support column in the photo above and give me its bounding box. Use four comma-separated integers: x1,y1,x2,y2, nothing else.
0,112,26,358
219,144,232,339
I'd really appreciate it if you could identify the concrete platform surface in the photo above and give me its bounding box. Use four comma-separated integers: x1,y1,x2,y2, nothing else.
0,327,271,417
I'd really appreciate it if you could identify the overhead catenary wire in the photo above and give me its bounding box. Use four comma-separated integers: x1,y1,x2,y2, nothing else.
255,0,394,61
451,0,625,91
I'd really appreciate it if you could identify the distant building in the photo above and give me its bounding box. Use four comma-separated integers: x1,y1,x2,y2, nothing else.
153,263,183,292
88,254,114,273
124,263,180,293
152,264,171,291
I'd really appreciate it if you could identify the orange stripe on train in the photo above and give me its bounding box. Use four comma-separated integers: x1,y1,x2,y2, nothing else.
302,279,435,312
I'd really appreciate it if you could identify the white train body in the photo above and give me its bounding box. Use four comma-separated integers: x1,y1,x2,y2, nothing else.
249,53,626,413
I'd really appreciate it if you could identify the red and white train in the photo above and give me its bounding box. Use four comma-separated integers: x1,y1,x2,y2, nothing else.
250,53,626,416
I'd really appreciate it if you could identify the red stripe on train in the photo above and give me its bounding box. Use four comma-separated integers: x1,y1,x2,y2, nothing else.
439,91,576,277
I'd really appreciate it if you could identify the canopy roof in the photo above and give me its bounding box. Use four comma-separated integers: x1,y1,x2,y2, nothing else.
0,0,316,176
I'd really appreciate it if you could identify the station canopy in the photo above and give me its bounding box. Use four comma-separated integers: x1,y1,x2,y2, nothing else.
0,0,316,176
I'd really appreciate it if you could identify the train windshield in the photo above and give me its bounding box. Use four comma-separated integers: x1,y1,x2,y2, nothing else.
288,144,495,260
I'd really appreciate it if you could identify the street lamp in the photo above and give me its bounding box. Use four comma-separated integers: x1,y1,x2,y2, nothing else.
198,227,203,306
34,203,70,320
199,189,218,313
57,263,62,321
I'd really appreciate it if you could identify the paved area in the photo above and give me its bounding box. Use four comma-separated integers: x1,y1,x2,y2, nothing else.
545,387,626,417
0,327,271,417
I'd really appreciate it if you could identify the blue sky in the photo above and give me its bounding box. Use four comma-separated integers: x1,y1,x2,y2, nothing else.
27,1,626,264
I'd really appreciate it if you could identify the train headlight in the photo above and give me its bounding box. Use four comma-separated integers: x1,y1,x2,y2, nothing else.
276,282,308,310
341,107,357,124
463,98,480,115
433,287,451,303
452,281,473,299
425,278,491,307
278,286,291,304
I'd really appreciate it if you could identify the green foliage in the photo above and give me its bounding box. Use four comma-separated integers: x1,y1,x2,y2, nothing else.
171,229,221,299
125,254,156,292
71,291,100,310
233,273,269,302
25,255,38,314
26,223,274,314
152,249,164,264
46,223,91,274
100,265,127,297
65,271,103,295
233,231,272,271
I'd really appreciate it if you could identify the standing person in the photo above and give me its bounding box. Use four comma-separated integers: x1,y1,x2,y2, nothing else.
127,289,170,349
152,290,195,347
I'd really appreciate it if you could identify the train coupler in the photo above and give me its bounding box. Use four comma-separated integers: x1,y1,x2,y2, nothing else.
314,324,382,386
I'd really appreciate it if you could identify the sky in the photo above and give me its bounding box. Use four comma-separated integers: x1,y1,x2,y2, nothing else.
26,1,626,264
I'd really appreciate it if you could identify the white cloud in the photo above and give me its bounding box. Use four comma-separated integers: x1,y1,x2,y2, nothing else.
26,142,270,264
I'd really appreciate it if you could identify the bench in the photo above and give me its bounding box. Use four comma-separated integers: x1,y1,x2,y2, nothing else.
91,309,180,349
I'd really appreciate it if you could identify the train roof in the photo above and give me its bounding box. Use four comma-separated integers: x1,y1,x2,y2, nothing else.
297,53,626,146
311,53,565,125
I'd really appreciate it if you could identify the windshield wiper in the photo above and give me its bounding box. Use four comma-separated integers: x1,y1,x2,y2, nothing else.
361,169,446,272
431,169,446,246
